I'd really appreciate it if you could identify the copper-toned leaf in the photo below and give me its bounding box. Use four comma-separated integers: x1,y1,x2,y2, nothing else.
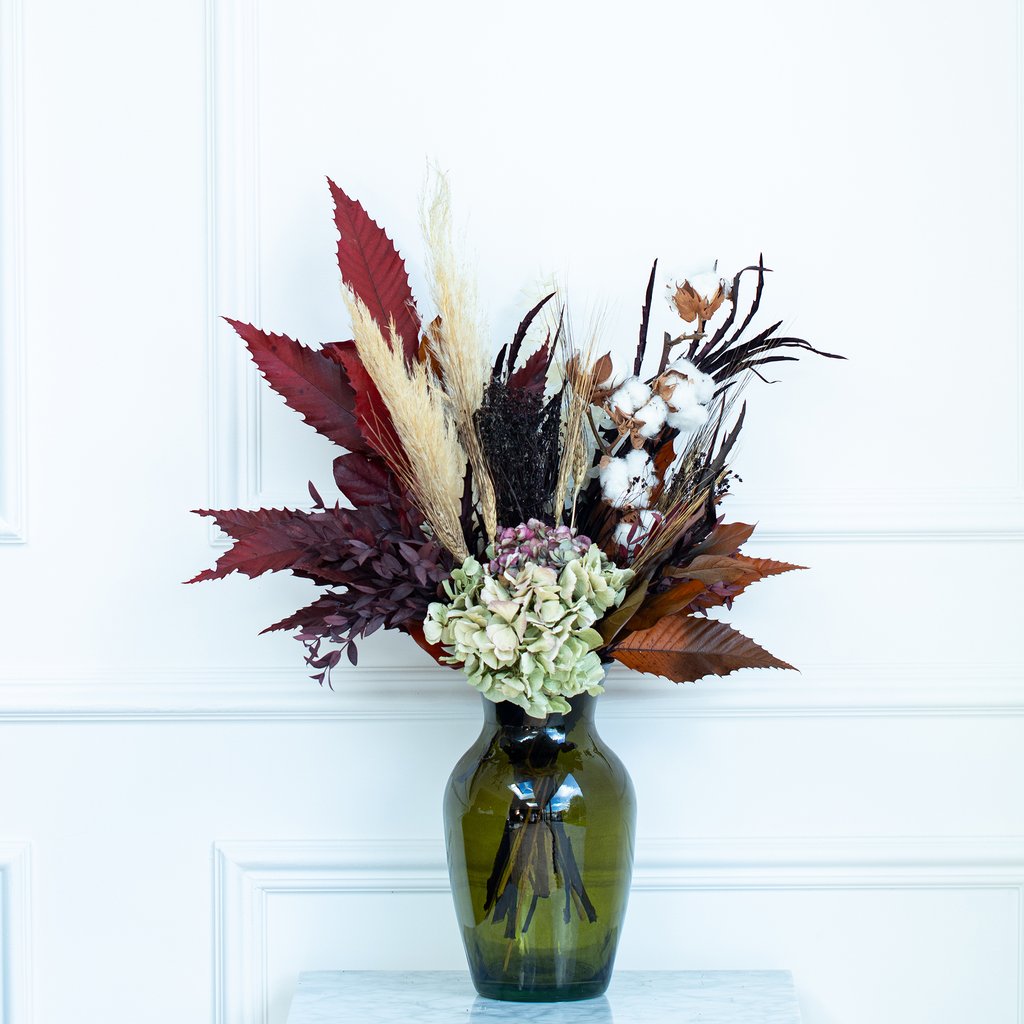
628,579,707,633
611,614,795,682
691,521,756,558
598,579,649,645
592,351,613,387
649,438,678,504
417,316,445,380
327,178,421,361
735,554,807,577
664,554,760,586
402,621,456,668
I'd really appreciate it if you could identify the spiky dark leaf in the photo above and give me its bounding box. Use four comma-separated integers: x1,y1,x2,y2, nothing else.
634,260,658,376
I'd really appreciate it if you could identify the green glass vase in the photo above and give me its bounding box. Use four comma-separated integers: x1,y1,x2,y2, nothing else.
444,690,636,1002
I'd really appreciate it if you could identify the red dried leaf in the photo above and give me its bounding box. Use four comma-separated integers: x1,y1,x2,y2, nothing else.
226,321,370,454
188,508,316,583
261,594,346,635
508,342,551,393
327,179,420,361
330,343,407,469
612,614,795,682
333,452,399,507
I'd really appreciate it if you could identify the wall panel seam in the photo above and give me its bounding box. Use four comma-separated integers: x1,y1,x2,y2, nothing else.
0,0,26,545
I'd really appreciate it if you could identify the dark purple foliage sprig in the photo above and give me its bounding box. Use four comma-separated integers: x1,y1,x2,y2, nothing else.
192,500,452,685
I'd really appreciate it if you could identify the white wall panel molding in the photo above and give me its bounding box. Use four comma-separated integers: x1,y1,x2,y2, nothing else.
205,0,261,542
213,836,1024,1024
0,663,1019,722
202,0,1024,543
0,843,32,1024
0,0,26,544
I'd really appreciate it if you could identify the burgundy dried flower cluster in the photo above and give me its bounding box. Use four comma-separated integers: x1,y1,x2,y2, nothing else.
487,520,592,576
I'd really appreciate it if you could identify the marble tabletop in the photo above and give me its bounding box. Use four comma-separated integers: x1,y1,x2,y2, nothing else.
286,970,802,1023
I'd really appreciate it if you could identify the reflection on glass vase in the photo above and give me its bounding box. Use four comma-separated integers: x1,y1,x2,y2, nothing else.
444,690,636,1002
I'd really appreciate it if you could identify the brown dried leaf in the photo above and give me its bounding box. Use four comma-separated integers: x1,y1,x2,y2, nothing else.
611,614,795,682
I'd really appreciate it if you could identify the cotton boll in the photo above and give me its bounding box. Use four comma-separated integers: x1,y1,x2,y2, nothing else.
612,522,634,548
686,270,724,303
613,510,660,552
610,376,652,416
634,395,668,438
666,401,709,432
598,458,631,505
693,372,716,405
623,448,655,485
600,450,656,508
666,358,717,404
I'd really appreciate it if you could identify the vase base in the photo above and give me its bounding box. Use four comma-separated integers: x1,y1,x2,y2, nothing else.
472,979,610,1003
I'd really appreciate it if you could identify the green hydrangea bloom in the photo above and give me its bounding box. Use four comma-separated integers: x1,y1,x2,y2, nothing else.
423,546,634,717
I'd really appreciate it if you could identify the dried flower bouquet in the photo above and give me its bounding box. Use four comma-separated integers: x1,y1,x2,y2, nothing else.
189,176,840,711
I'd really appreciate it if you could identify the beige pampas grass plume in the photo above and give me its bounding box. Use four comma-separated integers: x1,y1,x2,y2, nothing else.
342,289,469,562
421,169,498,542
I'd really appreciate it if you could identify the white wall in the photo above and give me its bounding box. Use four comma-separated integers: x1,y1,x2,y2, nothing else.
1,1,1022,1022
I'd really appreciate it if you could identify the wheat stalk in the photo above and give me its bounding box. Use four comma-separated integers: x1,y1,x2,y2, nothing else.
342,290,469,562
421,170,498,541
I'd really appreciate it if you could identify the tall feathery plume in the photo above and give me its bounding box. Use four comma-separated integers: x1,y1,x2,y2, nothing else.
421,171,498,542
342,290,470,562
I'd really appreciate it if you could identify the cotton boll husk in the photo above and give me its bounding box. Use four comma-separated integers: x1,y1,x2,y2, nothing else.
634,395,668,438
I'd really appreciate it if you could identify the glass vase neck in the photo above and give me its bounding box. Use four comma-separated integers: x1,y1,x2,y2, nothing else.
482,692,598,730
